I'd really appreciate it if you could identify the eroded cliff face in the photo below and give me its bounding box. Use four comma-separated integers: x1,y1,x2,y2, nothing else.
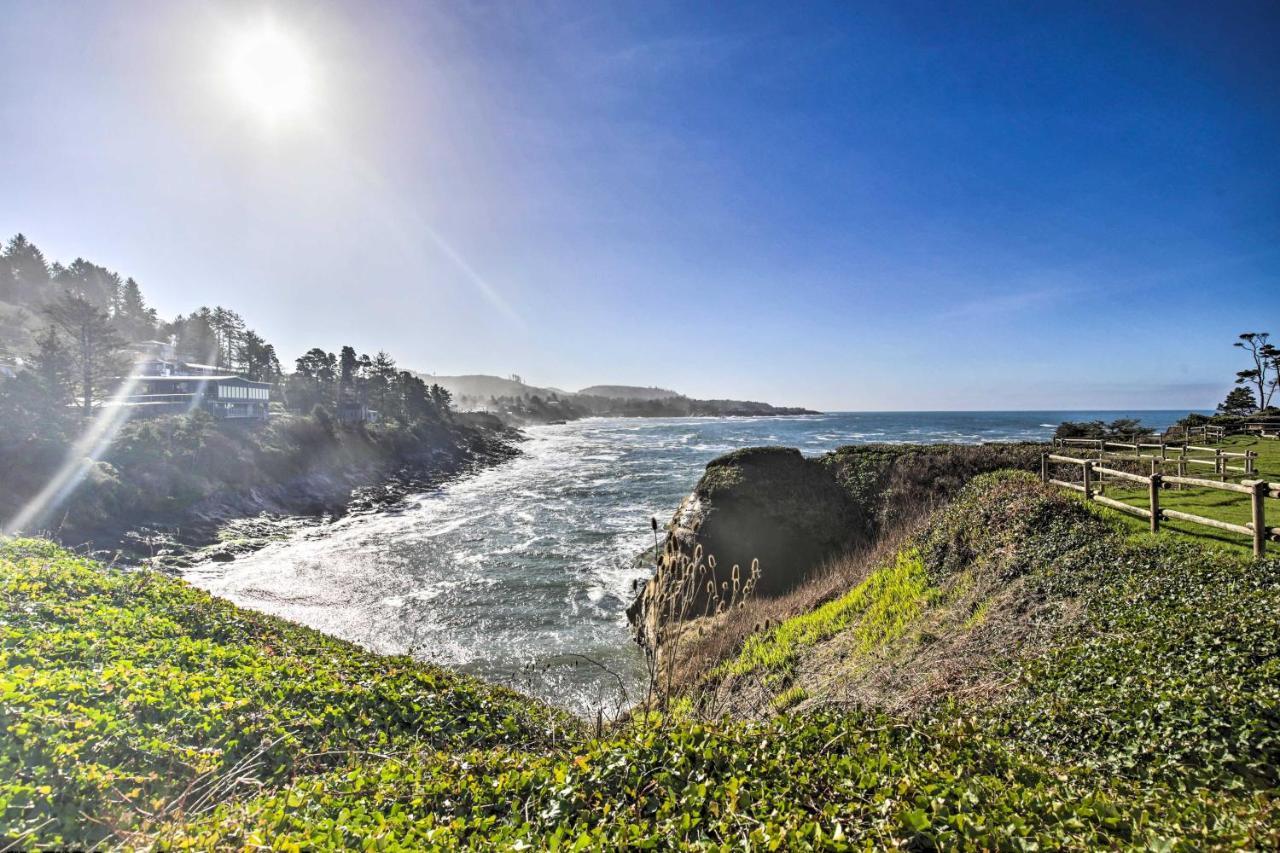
627,447,863,651
628,442,1045,652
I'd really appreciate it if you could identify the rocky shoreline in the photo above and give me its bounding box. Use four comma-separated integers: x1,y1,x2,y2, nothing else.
108,426,522,569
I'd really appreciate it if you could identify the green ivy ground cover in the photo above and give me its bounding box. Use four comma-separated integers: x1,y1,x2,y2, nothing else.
5,471,1280,849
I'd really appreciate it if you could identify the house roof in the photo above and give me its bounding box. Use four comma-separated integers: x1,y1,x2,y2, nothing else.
139,374,240,382
134,374,270,387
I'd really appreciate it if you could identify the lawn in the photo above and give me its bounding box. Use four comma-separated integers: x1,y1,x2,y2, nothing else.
1088,435,1279,554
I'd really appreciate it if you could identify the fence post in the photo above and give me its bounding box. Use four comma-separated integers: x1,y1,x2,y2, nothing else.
1252,480,1267,559
1083,460,1093,501
1040,453,1048,483
1149,473,1161,534
1215,448,1224,481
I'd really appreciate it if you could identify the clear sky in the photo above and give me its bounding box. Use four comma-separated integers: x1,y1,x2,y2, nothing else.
2,0,1277,411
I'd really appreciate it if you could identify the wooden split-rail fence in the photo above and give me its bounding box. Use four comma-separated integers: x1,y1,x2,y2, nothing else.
1052,437,1258,479
1041,453,1278,557
1163,422,1280,442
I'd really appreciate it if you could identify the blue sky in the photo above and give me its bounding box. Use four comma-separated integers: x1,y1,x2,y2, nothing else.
2,0,1277,410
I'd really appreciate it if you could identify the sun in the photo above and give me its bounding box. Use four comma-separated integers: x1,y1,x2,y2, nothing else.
223,20,314,123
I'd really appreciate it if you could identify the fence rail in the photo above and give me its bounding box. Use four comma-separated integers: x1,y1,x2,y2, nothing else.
1042,453,1275,557
1163,422,1280,442
1051,437,1258,478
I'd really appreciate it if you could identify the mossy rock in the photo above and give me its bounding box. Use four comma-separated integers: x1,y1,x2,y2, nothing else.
679,447,862,596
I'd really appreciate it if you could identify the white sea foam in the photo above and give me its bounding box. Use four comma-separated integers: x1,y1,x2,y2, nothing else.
182,410,1182,716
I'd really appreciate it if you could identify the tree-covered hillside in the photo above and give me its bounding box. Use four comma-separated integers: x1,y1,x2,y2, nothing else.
0,233,489,546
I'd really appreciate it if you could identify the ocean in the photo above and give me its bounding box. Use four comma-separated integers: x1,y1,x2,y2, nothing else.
184,409,1196,715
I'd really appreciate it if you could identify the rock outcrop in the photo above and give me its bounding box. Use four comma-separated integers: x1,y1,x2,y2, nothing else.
628,442,1045,652
628,447,862,650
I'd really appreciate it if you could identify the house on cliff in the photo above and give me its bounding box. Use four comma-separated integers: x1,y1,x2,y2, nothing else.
109,374,271,421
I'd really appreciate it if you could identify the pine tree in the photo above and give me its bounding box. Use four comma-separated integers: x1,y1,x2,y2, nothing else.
53,259,121,311
209,307,246,369
1218,386,1258,417
1234,332,1279,411
369,351,397,417
28,327,74,405
238,331,281,382
116,278,157,340
173,308,219,365
3,234,50,305
45,293,127,416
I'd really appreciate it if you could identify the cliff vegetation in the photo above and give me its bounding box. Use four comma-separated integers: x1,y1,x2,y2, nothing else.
5,468,1278,848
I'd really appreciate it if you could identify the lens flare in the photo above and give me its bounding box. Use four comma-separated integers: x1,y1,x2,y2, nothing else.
3,359,150,538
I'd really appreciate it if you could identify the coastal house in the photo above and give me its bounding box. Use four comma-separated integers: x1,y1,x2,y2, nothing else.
128,339,179,376
337,399,379,425
127,340,228,379
113,374,271,421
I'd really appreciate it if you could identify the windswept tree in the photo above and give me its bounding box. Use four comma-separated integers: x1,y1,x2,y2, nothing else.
1218,386,1258,417
295,348,337,383
1234,332,1278,411
287,347,338,411
45,293,126,416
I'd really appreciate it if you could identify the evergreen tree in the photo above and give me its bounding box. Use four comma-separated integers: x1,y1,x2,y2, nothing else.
3,234,50,305
209,307,246,369
429,383,452,415
115,278,158,340
45,293,127,416
28,327,74,405
339,346,358,391
288,348,338,412
170,308,219,365
1234,332,1279,412
398,371,431,422
54,258,121,311
238,331,281,382
1218,386,1258,417
369,351,397,416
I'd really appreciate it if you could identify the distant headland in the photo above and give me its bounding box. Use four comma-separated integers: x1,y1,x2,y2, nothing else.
416,373,819,425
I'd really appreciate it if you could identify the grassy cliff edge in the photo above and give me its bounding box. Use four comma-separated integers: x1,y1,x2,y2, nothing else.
4,470,1279,849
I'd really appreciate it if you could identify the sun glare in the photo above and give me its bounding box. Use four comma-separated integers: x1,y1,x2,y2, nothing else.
224,20,314,123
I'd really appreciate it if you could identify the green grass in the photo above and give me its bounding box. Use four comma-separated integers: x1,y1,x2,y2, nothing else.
0,538,572,848
5,471,1280,849
1091,436,1279,554
718,548,933,681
